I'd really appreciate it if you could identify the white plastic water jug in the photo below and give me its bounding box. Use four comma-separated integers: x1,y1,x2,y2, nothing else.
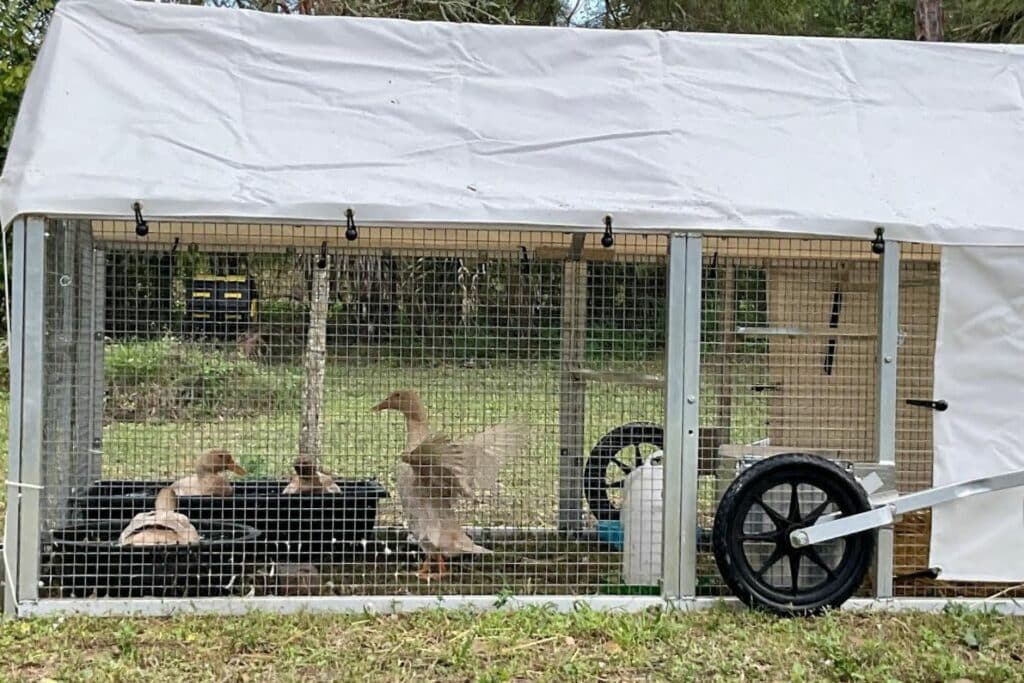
621,451,664,586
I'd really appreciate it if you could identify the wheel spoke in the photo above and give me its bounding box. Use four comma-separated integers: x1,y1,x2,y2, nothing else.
803,497,834,525
610,458,632,474
787,483,801,522
607,479,625,489
633,445,644,469
740,530,778,543
788,550,802,594
803,545,838,581
755,546,786,578
755,499,789,529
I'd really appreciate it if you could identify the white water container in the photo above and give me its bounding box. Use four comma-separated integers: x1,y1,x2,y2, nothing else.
621,451,664,586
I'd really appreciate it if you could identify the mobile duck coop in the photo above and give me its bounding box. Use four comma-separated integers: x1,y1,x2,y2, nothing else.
3,0,1024,617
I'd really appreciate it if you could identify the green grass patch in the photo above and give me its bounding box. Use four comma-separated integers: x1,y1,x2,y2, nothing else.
1,341,764,531
105,337,302,422
0,605,1021,681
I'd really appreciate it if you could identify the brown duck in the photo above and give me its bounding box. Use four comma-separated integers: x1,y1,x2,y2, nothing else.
171,448,246,497
119,487,200,546
372,389,528,580
283,455,341,494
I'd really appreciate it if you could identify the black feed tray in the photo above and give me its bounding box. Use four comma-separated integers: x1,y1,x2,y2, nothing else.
47,520,258,598
70,479,389,560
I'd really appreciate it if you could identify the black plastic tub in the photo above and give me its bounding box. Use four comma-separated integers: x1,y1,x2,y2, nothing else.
46,520,259,598
69,479,389,560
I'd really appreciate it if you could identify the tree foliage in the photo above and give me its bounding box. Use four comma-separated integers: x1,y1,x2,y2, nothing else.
1,0,54,169
584,0,915,38
949,0,1024,42
176,0,566,24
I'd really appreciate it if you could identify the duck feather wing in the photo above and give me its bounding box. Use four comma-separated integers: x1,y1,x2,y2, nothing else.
403,424,527,499
396,462,488,555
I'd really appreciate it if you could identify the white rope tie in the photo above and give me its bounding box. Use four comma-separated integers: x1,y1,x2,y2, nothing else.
2,544,18,612
5,481,44,491
2,480,45,612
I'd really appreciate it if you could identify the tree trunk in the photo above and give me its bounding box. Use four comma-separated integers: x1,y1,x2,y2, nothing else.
299,254,330,460
915,0,944,41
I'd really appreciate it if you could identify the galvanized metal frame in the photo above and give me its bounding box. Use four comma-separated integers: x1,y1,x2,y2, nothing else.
793,468,1024,547
662,233,702,599
8,219,1019,616
16,595,1024,619
874,239,900,599
3,216,47,615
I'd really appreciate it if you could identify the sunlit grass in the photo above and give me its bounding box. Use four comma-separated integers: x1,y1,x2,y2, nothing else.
0,605,1021,681
3,353,767,529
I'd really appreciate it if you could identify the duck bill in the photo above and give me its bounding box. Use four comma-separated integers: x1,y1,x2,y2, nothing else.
371,399,389,412
230,463,247,476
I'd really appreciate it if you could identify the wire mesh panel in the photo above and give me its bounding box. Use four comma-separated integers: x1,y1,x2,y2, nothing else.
699,238,883,597
33,220,669,602
699,238,1024,603
24,221,1023,611
892,243,942,597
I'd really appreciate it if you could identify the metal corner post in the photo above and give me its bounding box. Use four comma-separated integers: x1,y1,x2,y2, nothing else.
662,233,703,599
874,240,900,599
3,217,47,615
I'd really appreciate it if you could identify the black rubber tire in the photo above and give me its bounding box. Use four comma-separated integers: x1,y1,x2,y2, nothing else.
712,453,874,616
583,423,664,522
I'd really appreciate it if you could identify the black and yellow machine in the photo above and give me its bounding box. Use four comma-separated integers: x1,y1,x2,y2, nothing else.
185,273,259,337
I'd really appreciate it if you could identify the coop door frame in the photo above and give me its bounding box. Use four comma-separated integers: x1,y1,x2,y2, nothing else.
662,233,703,599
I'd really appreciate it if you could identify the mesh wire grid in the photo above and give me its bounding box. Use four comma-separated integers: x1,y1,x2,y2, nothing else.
23,221,1022,603
36,221,666,599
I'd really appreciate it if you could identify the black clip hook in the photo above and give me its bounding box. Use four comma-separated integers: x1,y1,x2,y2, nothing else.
132,202,149,237
871,226,885,255
345,208,358,241
170,237,180,256
906,398,948,412
317,241,328,269
601,215,614,248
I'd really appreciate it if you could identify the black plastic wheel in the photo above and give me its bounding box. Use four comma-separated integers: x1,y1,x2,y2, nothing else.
583,423,664,522
712,453,874,616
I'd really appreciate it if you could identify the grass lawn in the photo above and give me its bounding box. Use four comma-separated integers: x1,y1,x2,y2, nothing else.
6,353,759,528
0,605,1022,681
87,361,674,530
3,355,1022,680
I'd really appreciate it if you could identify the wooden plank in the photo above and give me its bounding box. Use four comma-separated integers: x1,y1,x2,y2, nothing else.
570,367,665,388
89,221,941,262
299,255,330,461
91,221,669,258
558,260,588,532
736,325,878,339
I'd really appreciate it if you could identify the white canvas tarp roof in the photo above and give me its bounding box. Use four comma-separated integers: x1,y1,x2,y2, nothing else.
3,0,1024,244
